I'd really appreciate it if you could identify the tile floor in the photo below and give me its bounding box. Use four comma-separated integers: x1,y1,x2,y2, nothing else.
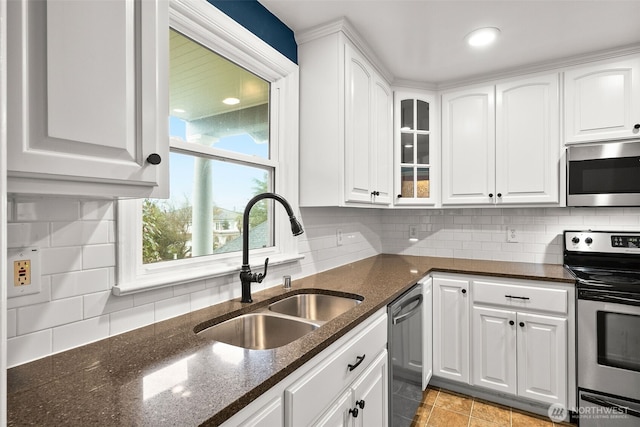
411,386,576,427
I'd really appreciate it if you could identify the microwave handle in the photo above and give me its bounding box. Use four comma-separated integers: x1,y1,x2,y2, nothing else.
581,393,640,419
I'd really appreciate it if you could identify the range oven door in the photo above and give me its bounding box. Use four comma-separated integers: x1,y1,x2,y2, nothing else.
577,289,640,401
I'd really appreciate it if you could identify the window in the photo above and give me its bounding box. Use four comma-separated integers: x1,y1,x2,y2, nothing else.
116,2,300,294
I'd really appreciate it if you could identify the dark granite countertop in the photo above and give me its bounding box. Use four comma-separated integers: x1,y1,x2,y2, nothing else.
7,255,575,426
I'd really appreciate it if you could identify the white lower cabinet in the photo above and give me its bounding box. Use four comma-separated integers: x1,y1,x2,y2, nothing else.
221,309,388,427
433,276,470,383
472,307,567,406
285,311,388,426
432,274,575,409
316,351,388,427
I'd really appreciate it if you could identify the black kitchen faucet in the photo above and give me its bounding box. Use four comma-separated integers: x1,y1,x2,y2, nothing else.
240,193,304,303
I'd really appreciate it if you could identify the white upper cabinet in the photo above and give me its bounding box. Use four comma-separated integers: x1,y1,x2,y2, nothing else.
495,74,560,204
394,91,438,206
298,22,393,207
441,85,496,205
7,0,168,198
442,73,560,206
564,56,640,144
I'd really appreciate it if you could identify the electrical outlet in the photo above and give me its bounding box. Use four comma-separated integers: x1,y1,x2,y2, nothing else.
14,259,31,286
336,229,343,246
409,225,418,240
7,247,41,298
507,228,519,243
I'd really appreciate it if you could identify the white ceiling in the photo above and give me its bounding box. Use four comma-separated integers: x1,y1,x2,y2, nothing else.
259,0,640,86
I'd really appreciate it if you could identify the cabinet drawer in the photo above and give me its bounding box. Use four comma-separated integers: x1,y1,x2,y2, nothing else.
285,312,387,426
473,281,568,314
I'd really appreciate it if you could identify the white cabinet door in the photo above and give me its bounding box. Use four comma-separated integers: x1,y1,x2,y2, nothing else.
371,75,393,205
344,43,373,204
314,390,351,427
471,306,517,395
495,74,560,204
442,86,495,205
7,0,168,198
433,277,470,383
238,397,283,427
394,91,438,206
351,351,388,427
564,56,640,143
422,278,433,389
516,312,567,406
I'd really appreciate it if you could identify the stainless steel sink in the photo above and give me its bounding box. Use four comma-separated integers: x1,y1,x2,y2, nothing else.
268,293,361,322
197,313,318,350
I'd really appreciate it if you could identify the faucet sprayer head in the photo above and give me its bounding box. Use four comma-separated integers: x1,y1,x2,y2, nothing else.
289,216,304,236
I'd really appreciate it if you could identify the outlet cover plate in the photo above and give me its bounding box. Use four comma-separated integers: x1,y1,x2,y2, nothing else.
7,247,41,298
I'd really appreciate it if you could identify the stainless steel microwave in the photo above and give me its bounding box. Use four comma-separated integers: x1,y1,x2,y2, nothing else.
567,140,640,207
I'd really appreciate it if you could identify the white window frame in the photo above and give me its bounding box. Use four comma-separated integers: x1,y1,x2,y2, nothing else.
115,0,300,295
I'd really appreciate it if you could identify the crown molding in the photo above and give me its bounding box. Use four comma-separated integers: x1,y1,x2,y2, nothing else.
295,17,394,84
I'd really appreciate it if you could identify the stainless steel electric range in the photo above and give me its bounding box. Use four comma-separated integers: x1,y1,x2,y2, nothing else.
564,230,640,427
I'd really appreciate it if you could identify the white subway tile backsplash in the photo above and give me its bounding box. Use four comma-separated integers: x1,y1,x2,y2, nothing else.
17,297,83,335
110,303,155,335
52,315,110,353
155,295,190,322
82,243,115,270
133,286,174,307
84,291,133,318
7,222,50,248
51,221,110,247
51,269,110,300
8,195,640,368
7,330,52,368
81,200,115,221
15,199,80,222
7,278,52,309
40,246,82,275
7,309,17,338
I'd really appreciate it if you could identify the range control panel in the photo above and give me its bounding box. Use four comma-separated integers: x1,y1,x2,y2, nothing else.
565,230,640,253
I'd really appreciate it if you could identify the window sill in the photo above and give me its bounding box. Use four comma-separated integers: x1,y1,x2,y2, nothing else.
112,253,305,296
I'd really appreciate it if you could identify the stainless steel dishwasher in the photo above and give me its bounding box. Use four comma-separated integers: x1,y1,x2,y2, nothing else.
388,278,429,426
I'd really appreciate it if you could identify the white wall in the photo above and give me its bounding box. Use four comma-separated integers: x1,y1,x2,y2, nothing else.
7,197,640,367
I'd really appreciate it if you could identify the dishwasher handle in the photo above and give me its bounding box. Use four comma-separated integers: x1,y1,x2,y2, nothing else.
392,294,423,325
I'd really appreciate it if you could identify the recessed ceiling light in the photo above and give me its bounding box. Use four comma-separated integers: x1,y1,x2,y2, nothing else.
223,97,240,105
173,108,186,113
465,27,500,47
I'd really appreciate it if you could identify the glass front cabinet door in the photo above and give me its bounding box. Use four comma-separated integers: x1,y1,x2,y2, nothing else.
394,91,438,206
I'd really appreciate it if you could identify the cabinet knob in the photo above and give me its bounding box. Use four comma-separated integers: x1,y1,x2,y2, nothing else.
349,408,359,418
634,123,640,130
519,322,525,327
397,194,403,198
371,191,380,196
497,193,502,198
461,289,467,294
509,320,515,326
146,153,162,165
489,193,494,198
356,400,365,409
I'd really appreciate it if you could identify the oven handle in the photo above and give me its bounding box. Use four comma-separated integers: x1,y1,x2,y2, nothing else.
580,292,640,306
392,294,423,325
581,394,640,419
